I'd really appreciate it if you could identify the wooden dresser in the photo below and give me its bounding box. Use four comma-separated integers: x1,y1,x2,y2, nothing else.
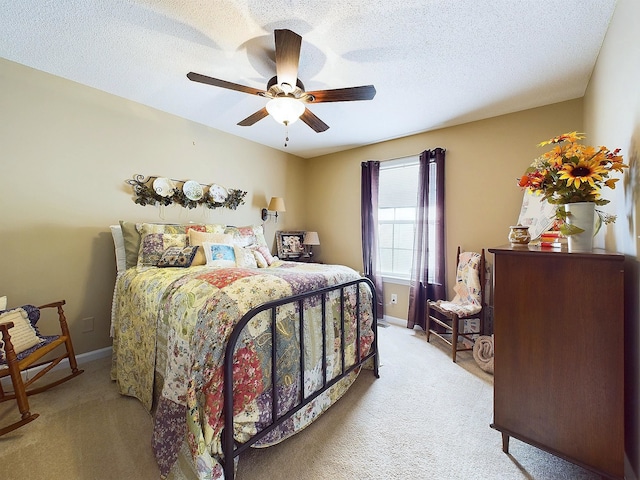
489,245,624,479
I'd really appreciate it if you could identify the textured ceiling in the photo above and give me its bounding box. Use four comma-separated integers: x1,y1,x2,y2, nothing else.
0,1,617,158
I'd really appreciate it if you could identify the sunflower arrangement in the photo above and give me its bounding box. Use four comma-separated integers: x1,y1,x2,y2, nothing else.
518,131,627,233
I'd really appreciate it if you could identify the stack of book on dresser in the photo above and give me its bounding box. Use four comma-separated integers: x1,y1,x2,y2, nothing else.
538,231,565,249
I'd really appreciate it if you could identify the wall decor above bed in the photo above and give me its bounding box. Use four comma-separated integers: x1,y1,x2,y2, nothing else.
126,174,247,210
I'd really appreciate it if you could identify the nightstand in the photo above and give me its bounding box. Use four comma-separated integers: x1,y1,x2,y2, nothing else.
290,255,321,263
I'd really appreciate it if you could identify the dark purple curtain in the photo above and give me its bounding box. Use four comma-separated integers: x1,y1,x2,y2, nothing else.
407,148,446,330
361,161,384,319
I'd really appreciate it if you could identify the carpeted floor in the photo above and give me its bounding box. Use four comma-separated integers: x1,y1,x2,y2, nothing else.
0,323,602,480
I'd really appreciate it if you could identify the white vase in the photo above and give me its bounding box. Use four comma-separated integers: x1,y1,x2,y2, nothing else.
565,202,595,252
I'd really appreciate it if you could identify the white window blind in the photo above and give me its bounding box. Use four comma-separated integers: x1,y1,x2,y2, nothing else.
378,156,419,279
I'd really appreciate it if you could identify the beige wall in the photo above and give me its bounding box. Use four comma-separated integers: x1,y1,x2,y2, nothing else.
0,58,306,355
1,56,583,350
583,0,639,477
305,99,583,309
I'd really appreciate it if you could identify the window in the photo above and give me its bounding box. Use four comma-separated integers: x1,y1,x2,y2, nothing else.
378,156,420,280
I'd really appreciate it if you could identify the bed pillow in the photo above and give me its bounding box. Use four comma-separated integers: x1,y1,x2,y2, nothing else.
204,224,227,234
224,225,268,248
119,221,142,269
110,225,127,273
157,246,199,268
188,230,233,266
121,222,221,269
202,242,237,267
0,308,43,360
183,224,227,235
0,296,6,310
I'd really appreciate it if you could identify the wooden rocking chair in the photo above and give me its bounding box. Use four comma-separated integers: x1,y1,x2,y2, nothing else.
0,300,84,436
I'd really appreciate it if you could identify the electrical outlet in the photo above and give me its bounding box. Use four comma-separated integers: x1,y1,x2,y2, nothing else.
82,317,94,333
390,294,398,304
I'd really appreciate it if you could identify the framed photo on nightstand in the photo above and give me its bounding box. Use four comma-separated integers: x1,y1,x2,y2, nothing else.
276,231,305,259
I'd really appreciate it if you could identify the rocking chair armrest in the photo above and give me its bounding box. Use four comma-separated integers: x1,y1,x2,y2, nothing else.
0,301,67,339
37,300,70,336
38,300,66,310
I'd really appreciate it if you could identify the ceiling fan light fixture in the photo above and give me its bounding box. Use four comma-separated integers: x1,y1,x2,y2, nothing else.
187,29,374,133
266,96,305,125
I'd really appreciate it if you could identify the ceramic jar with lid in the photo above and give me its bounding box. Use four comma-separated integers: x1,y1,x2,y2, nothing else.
509,225,531,245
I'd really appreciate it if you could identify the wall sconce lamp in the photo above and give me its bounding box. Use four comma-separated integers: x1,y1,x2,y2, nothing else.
261,197,286,222
303,231,320,258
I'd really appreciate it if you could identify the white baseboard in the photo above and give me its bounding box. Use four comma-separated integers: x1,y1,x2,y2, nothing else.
383,315,407,327
1,346,112,389
75,346,113,364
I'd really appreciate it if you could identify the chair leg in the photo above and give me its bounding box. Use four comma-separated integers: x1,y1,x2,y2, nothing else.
26,300,84,396
0,331,40,436
67,338,81,374
54,302,81,375
452,314,459,363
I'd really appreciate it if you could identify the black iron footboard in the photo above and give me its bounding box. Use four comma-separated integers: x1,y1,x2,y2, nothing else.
222,277,379,479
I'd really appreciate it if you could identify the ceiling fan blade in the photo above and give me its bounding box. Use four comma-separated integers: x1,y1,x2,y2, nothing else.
187,72,266,96
237,107,269,126
305,85,376,103
274,29,302,91
300,108,329,133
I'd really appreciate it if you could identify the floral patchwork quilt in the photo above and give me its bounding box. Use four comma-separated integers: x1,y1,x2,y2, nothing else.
110,261,374,479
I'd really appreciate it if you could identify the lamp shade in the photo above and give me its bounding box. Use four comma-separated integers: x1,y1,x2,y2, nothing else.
303,231,320,245
266,97,305,125
268,197,286,212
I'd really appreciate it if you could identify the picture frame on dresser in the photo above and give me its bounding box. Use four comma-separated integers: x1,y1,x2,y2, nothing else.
276,231,306,259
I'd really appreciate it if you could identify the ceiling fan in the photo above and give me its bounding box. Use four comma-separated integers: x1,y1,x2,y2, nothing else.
187,29,376,133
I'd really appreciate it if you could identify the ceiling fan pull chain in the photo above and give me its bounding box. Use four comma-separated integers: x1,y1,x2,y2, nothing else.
284,121,289,147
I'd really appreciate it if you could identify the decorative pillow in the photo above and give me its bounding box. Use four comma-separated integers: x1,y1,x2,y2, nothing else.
0,296,6,310
157,246,199,268
235,246,258,268
224,225,268,248
203,242,237,267
188,230,234,266
253,249,269,268
119,221,142,269
137,224,190,269
0,308,43,360
256,245,275,265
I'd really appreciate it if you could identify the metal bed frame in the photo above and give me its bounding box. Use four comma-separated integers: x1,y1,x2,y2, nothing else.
222,277,379,479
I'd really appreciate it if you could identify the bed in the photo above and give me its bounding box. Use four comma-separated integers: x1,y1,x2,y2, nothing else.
109,222,379,479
